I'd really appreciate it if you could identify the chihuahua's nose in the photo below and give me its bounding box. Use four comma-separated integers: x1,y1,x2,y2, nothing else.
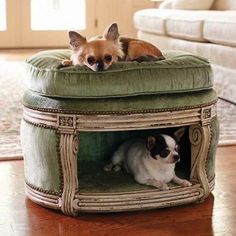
96,61,104,71
173,154,180,162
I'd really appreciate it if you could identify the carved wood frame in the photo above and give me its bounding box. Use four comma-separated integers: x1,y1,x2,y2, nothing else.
23,102,217,215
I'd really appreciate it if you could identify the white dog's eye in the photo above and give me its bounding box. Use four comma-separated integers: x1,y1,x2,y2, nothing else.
160,149,170,158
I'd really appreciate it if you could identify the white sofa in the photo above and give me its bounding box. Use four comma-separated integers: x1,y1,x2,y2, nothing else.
134,0,236,103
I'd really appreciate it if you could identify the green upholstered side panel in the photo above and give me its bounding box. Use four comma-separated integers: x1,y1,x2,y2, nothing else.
23,89,218,114
25,50,213,98
21,120,61,193
206,118,220,181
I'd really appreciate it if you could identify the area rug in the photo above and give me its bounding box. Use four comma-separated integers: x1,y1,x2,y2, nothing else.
0,60,236,160
0,61,25,160
217,98,236,146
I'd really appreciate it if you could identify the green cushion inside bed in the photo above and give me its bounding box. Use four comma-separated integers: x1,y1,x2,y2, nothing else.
25,49,213,99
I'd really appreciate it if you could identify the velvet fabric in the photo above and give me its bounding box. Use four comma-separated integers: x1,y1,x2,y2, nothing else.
21,120,61,193
25,50,213,98
23,89,217,114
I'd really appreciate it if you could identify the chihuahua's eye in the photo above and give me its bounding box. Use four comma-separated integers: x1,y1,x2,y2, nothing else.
87,56,95,65
104,55,112,62
160,149,170,158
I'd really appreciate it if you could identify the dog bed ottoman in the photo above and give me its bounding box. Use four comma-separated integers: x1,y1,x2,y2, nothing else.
21,50,219,216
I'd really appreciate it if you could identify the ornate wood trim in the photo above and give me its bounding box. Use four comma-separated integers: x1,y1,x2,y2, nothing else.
189,125,211,200
22,103,217,131
201,103,217,126
25,177,215,214
25,180,60,196
74,184,204,212
57,116,79,216
25,184,60,210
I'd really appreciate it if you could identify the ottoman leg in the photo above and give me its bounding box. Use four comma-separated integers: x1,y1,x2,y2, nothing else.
57,115,79,215
189,124,211,200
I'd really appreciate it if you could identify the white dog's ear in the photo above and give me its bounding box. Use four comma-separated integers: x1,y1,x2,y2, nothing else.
146,136,156,151
174,127,186,142
69,31,87,49
103,22,120,41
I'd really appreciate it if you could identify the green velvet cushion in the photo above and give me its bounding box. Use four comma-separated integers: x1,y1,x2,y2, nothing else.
25,49,213,99
23,89,217,114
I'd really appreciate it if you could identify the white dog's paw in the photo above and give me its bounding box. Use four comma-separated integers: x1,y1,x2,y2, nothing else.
113,165,121,172
160,183,170,191
103,164,121,172
103,163,113,172
180,179,192,187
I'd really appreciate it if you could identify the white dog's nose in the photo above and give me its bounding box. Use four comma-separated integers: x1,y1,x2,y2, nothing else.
173,154,180,162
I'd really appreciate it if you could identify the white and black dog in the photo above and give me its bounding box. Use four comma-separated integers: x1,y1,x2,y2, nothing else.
104,128,192,190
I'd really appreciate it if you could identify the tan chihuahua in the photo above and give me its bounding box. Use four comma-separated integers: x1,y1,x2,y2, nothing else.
62,23,165,71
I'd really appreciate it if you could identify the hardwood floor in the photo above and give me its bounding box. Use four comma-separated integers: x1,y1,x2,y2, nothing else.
0,146,235,236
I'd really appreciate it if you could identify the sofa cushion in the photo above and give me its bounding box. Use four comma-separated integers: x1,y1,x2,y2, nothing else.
204,12,236,47
165,10,209,42
135,9,208,42
25,49,213,99
211,0,236,10
138,31,236,70
160,0,214,10
134,9,171,35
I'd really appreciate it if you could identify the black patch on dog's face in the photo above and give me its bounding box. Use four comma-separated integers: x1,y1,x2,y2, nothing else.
148,135,171,159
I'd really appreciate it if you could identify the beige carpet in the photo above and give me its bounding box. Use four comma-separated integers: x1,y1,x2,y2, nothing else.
0,61,235,160
0,61,25,160
217,98,236,146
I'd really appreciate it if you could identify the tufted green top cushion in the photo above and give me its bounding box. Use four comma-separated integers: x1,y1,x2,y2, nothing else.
25,49,213,99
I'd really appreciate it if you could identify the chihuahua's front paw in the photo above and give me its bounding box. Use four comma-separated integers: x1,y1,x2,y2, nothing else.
103,163,113,172
113,165,121,172
145,179,170,190
160,183,170,191
61,59,73,67
103,163,121,172
180,179,192,187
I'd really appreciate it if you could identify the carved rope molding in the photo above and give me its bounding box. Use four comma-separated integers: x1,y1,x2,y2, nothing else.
189,125,211,200
57,115,79,215
23,103,217,131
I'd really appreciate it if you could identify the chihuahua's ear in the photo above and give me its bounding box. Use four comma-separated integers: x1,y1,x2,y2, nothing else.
174,127,186,142
69,31,87,49
103,23,120,42
146,136,156,151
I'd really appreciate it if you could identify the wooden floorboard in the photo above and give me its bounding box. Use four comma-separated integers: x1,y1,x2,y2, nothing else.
0,146,236,236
